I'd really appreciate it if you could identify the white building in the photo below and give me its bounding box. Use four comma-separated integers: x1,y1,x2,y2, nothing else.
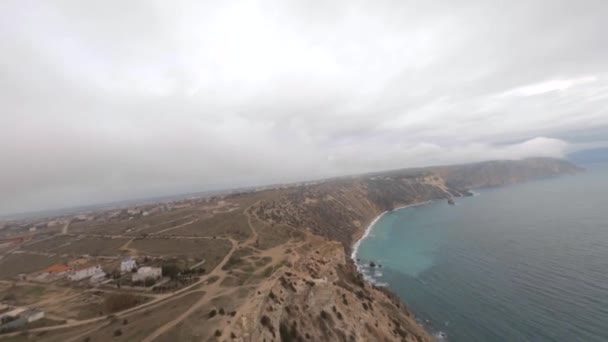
68,265,103,281
0,309,44,330
132,266,162,282
25,309,45,323
0,308,26,321
127,208,141,216
89,272,106,284
120,258,137,273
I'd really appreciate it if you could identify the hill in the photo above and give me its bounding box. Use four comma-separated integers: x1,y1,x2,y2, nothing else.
0,158,581,342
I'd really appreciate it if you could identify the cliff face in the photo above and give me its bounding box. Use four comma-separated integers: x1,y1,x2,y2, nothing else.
16,158,577,342
239,158,580,341
253,158,580,250
230,229,432,342
431,157,583,189
253,173,457,250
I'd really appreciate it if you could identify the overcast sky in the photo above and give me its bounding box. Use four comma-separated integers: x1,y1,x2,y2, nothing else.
1,0,607,215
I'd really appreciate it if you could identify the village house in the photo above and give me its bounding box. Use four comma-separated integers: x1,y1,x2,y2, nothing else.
43,264,72,277
120,258,137,273
68,264,104,281
0,308,44,331
127,208,141,216
132,266,162,282
89,271,106,284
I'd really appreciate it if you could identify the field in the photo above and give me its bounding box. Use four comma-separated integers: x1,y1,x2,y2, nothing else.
157,289,254,341
81,292,203,342
166,211,251,241
20,236,129,256
69,208,198,235
0,283,72,306
21,236,73,253
53,237,130,256
124,215,197,236
0,253,60,279
43,291,152,320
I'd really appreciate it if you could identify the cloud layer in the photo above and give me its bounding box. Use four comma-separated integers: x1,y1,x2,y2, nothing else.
1,0,607,214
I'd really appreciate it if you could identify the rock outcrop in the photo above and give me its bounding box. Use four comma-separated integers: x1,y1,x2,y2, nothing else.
241,158,580,341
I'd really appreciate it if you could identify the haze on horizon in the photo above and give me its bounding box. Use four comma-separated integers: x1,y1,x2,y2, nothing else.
1,0,607,215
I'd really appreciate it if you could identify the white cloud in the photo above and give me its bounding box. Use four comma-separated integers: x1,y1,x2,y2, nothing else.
0,0,607,214
327,137,569,173
501,76,598,97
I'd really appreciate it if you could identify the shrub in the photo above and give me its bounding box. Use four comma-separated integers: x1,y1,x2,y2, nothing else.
260,315,276,337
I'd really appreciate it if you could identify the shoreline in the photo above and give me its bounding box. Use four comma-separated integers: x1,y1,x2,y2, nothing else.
350,200,432,280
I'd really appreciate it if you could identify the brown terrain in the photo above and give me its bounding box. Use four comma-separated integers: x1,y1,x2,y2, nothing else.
0,158,582,341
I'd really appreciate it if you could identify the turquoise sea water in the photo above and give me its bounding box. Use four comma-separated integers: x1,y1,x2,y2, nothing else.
355,163,608,341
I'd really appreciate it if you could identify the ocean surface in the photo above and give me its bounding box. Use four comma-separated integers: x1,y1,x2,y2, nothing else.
354,163,608,342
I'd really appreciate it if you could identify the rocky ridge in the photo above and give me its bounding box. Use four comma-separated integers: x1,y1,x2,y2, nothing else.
236,158,581,341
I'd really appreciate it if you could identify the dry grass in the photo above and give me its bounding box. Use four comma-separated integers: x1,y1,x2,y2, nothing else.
69,209,197,235
82,292,203,342
51,237,130,256
158,288,254,341
124,215,197,236
21,236,72,253
165,211,251,241
0,253,61,279
0,284,49,305
44,292,151,320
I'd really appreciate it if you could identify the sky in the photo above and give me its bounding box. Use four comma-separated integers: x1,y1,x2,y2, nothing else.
1,0,607,215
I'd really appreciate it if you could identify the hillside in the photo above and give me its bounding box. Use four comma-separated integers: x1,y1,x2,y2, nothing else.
252,158,581,250
0,158,580,342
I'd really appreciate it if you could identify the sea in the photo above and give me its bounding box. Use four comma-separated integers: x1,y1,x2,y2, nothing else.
353,163,608,342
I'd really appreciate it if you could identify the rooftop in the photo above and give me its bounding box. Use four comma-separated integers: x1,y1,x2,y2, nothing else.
44,264,72,273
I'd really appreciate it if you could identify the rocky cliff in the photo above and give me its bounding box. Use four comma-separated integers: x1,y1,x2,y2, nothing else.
253,158,581,250
6,158,579,342
431,157,583,189
238,158,580,341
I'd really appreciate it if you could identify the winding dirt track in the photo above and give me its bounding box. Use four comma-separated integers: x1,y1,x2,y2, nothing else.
0,240,237,340
0,204,264,341
139,206,260,341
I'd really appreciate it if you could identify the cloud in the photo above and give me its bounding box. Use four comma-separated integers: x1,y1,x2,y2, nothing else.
327,137,569,172
0,0,607,214
501,76,598,97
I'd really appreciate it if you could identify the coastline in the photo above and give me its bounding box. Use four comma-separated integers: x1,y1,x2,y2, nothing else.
350,201,432,280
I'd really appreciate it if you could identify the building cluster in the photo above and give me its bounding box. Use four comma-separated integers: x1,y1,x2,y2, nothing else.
131,266,162,282
23,256,164,288
119,258,162,283
0,194,215,241
38,262,106,284
0,307,45,332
